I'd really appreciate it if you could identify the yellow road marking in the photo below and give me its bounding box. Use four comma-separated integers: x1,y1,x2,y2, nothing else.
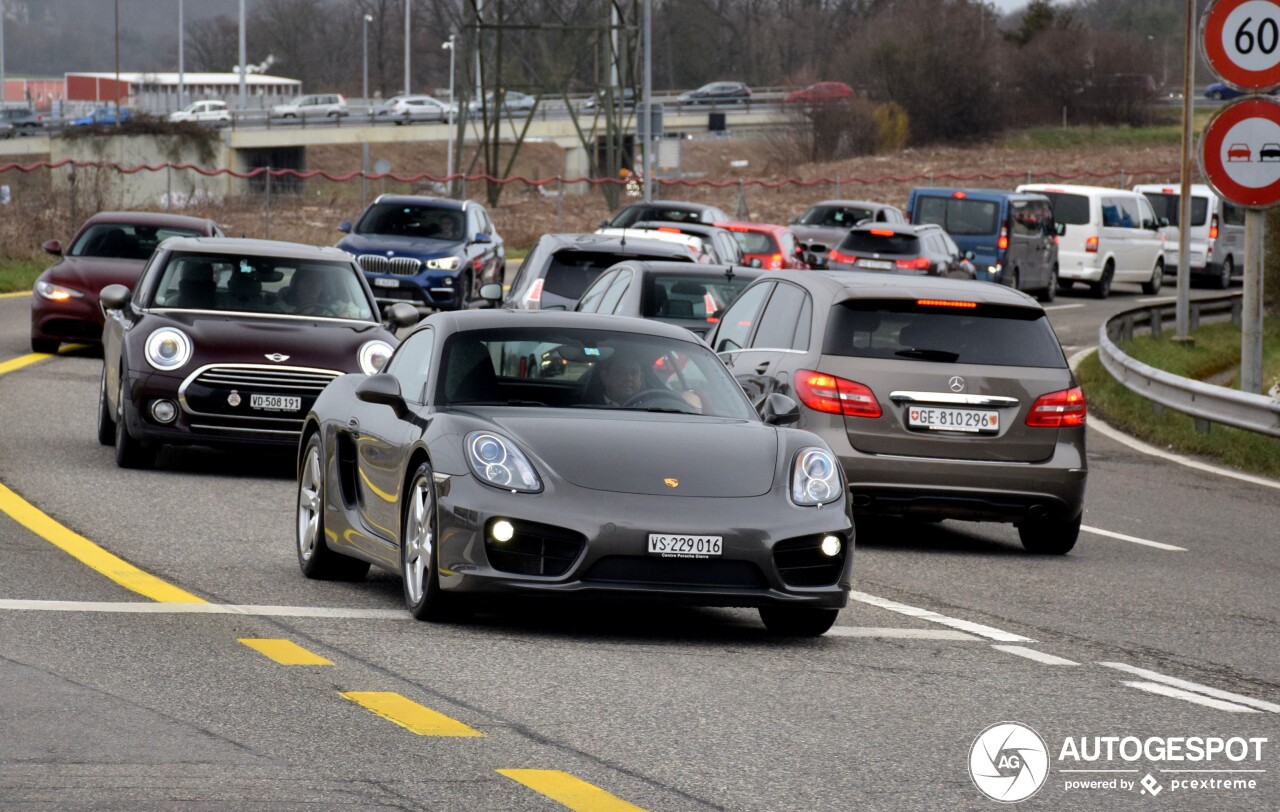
0,344,92,376
497,769,648,812
340,691,483,737
239,638,333,665
0,482,205,603
0,290,31,299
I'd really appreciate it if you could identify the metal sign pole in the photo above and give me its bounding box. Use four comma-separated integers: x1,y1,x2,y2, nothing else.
1242,209,1264,393
1175,0,1195,340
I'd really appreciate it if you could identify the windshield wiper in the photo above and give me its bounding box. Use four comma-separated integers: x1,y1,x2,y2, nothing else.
895,348,960,362
450,400,546,407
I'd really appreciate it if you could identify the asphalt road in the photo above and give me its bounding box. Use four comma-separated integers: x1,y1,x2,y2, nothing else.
0,282,1276,811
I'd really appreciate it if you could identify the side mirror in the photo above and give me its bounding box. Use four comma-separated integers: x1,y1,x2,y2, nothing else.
355,373,406,411
479,282,503,302
1158,216,1170,228
98,284,132,311
963,250,976,261
750,258,762,268
383,302,419,328
789,217,800,225
597,219,610,229
1055,222,1066,237
760,392,801,426
338,221,352,233
43,240,63,256
1143,219,1158,231
471,232,492,244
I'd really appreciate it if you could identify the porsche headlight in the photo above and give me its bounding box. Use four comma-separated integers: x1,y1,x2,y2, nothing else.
791,447,842,507
466,431,542,493
358,340,394,374
144,328,192,371
35,280,85,302
425,257,460,270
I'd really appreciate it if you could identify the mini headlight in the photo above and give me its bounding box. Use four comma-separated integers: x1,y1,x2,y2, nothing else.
144,328,193,371
358,340,395,374
35,280,84,301
426,257,461,270
791,447,842,507
466,431,541,492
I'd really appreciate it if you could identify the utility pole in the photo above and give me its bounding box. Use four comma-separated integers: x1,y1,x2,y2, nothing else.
114,0,122,126
403,0,411,95
238,0,247,110
1174,0,1194,341
642,0,652,202
178,0,185,110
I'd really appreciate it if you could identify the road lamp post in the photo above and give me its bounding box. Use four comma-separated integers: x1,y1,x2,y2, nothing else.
362,13,373,204
404,0,411,95
443,35,456,190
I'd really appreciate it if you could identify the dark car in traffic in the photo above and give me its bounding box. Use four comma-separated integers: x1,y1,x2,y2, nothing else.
296,309,852,635
626,221,746,265
573,261,761,337
504,232,699,311
30,212,224,354
337,195,505,312
705,271,1086,554
783,82,855,105
790,199,907,268
0,106,45,133
826,223,976,279
602,200,730,229
99,237,417,469
678,81,752,105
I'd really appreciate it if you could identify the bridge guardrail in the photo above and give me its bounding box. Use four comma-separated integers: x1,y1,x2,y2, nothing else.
1096,292,1280,437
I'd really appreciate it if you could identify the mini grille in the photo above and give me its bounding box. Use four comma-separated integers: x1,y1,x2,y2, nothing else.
358,255,422,276
192,366,340,393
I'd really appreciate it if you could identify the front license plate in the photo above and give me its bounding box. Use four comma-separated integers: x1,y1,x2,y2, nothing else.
648,533,723,558
907,407,998,433
859,259,894,270
250,394,302,412
373,277,400,288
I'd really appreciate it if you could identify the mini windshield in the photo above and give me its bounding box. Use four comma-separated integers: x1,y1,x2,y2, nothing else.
356,203,464,241
433,327,756,418
150,251,376,320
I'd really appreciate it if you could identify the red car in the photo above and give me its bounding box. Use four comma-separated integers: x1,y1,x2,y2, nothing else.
715,222,809,270
30,212,224,353
783,82,855,104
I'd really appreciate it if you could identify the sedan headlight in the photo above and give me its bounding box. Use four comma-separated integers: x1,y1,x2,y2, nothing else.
466,431,542,492
35,280,85,302
425,257,460,270
791,447,842,507
144,328,193,371
358,340,395,374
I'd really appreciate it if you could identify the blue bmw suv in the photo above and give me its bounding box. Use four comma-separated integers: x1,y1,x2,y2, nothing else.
337,195,505,311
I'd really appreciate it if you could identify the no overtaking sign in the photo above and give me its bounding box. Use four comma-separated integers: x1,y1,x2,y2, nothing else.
1200,97,1280,207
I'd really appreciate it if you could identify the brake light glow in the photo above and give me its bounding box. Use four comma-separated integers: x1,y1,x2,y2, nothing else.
915,299,977,308
1162,187,1174,194
522,278,544,309
768,252,784,269
870,228,895,236
1026,386,1087,428
1085,236,1099,253
997,225,1009,251
952,191,967,199
794,370,881,418
827,248,856,264
1210,214,1219,240
896,257,932,270
658,226,681,234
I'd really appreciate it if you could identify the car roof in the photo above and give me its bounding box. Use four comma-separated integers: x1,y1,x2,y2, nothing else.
716,221,789,234
369,194,466,211
912,187,1048,201
159,236,356,263
83,211,217,229
414,306,715,340
809,199,895,208
1132,182,1215,197
1018,183,1141,197
760,269,1043,309
621,200,719,212
849,222,937,235
537,232,696,257
610,260,763,279
631,220,728,236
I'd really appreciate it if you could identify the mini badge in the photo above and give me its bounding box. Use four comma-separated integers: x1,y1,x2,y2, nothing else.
227,390,241,407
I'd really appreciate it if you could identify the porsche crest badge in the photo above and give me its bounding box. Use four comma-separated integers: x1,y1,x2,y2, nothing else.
664,478,679,488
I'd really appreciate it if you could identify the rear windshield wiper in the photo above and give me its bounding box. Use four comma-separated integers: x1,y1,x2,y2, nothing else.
895,348,960,362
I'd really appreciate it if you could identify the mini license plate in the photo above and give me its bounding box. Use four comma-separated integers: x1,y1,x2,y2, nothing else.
859,259,894,270
373,277,400,288
250,394,302,412
907,407,999,433
648,533,723,558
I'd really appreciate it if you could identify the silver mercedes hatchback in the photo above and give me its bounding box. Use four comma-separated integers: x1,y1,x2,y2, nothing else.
705,271,1087,554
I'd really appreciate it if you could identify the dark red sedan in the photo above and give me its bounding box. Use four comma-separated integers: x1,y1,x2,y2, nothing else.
30,211,224,353
715,222,809,270
783,82,855,105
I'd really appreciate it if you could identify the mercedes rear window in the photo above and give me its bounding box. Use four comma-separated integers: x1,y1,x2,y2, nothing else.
1139,193,1209,227
839,232,919,255
1037,192,1090,226
823,300,1066,368
913,197,999,236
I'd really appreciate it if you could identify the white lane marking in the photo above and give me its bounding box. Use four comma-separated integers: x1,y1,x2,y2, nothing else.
828,626,979,640
1100,662,1280,713
991,645,1079,665
1081,525,1187,551
1067,348,1280,492
1044,303,1086,311
848,591,1034,643
1122,681,1260,713
0,599,408,619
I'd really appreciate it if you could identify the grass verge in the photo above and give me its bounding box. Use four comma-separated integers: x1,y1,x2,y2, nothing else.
1003,111,1210,151
0,259,42,294
1077,321,1280,480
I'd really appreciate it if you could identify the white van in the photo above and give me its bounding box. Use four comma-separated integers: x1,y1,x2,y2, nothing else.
1016,183,1166,298
1132,183,1243,289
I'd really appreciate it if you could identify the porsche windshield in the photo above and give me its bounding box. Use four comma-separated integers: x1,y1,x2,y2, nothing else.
435,327,756,418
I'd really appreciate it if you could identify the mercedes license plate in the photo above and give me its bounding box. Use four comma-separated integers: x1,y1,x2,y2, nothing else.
373,277,400,288
250,394,302,412
907,407,998,433
648,533,723,558
859,259,894,270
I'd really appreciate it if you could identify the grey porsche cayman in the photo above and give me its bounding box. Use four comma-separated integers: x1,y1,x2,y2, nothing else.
296,309,853,635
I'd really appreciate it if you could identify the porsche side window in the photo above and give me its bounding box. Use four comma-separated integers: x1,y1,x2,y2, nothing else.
384,329,434,403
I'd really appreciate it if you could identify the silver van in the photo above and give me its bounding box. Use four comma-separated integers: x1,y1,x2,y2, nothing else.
1133,183,1243,289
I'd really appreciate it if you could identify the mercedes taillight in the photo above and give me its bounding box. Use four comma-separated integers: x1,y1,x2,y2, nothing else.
794,370,881,418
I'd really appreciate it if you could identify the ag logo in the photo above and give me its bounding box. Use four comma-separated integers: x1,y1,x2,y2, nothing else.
968,721,1049,803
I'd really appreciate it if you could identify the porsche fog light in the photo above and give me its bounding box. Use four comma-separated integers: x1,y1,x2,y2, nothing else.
466,432,542,493
792,447,842,507
358,340,394,374
820,535,842,557
491,519,515,542
149,399,178,424
144,328,193,371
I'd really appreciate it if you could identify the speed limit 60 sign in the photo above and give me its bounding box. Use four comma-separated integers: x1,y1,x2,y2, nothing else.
1202,0,1280,91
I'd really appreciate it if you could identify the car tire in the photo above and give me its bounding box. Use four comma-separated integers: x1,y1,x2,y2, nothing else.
401,460,462,621
1141,260,1164,295
1018,514,1081,555
759,607,839,637
97,365,116,446
452,270,474,311
1009,268,1020,290
297,433,370,581
1038,265,1058,303
114,379,156,469
1217,256,1234,289
1091,262,1114,299
30,337,59,354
